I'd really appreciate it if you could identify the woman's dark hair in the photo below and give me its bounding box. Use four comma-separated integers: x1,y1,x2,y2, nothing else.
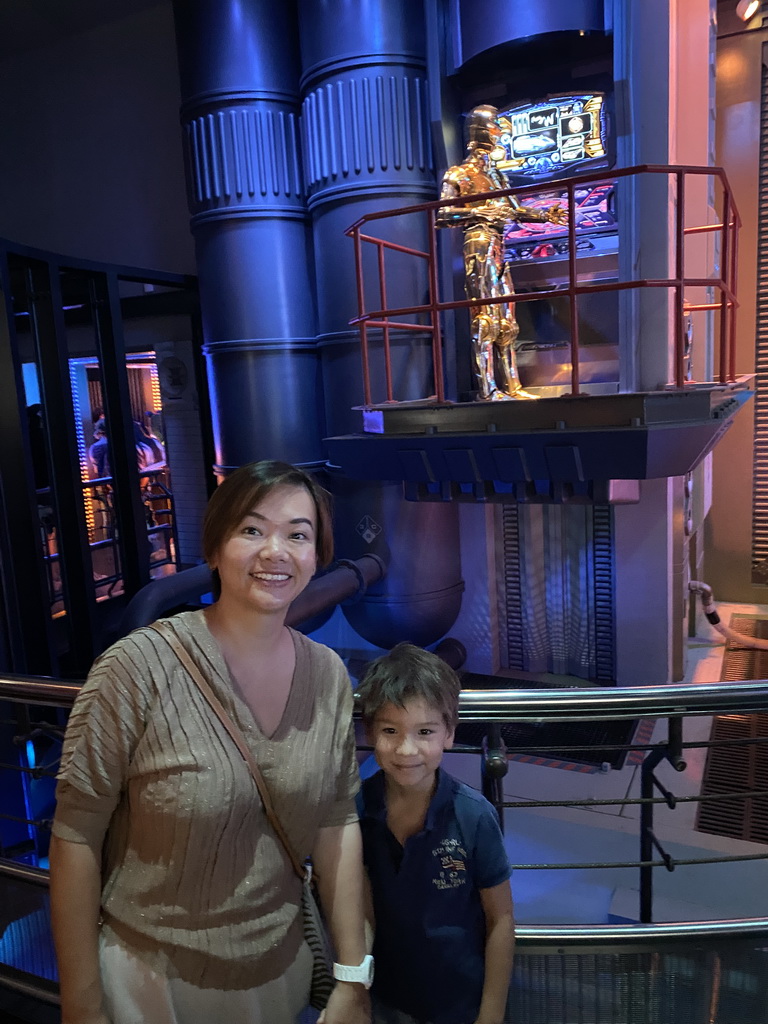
356,642,461,731
202,461,334,584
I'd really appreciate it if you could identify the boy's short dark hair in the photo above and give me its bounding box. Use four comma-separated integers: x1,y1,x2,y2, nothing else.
356,642,461,730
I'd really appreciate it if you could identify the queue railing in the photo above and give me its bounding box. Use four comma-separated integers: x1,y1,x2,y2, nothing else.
346,163,741,404
1,674,768,1022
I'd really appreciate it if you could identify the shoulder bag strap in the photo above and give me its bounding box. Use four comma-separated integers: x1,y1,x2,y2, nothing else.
147,621,307,881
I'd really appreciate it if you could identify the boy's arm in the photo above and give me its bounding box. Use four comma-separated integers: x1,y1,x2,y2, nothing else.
474,879,515,1024
362,870,375,954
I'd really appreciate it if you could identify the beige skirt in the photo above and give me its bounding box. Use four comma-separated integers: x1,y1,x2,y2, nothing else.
98,928,312,1024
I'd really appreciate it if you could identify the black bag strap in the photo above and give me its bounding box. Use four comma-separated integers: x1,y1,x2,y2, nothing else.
147,621,307,882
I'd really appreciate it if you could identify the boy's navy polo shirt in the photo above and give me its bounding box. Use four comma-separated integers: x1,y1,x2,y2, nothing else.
358,768,511,1024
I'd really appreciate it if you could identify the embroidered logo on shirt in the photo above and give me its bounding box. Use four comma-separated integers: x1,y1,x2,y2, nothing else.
431,838,467,890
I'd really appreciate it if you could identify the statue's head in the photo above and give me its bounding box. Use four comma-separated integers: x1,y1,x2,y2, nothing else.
466,105,501,152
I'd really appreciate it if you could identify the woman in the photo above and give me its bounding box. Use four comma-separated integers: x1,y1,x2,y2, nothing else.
50,461,370,1024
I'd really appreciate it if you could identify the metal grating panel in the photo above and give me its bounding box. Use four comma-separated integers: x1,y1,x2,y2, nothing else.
697,616,768,843
593,504,616,682
511,948,768,1024
501,504,524,670
500,503,616,681
752,55,768,583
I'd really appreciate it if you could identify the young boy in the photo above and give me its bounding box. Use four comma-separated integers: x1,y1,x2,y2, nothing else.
355,642,514,1024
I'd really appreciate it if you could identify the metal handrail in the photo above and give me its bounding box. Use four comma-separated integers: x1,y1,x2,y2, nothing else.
0,676,83,707
347,162,742,403
0,857,50,887
4,673,768,718
0,853,764,943
455,679,768,720
515,918,768,945
2,674,768,1012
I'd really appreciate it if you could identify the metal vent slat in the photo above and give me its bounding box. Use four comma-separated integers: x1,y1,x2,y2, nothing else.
592,504,616,682
752,59,768,579
502,505,524,670
698,617,768,843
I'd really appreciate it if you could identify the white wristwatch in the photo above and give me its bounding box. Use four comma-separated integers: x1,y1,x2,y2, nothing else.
333,954,374,988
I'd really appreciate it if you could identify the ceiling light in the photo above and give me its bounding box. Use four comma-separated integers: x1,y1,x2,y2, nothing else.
736,0,759,21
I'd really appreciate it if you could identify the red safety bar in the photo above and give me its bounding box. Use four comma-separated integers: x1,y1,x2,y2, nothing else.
345,164,741,407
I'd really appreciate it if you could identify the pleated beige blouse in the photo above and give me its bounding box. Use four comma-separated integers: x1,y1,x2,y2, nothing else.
53,610,359,990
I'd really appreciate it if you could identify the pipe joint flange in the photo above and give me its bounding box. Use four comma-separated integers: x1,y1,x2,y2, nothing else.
336,559,368,604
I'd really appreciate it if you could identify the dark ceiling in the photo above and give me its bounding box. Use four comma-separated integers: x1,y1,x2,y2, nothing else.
0,0,166,59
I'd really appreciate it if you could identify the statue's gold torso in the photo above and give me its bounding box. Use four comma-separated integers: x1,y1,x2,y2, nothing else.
440,152,516,225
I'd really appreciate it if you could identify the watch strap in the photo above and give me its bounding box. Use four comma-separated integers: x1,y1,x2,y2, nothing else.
332,954,374,988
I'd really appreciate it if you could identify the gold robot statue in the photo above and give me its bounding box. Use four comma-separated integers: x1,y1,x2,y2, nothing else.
437,104,567,400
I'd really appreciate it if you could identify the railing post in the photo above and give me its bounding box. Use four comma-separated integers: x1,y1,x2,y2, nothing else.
377,241,393,402
482,723,508,832
426,207,445,403
640,746,665,923
566,180,580,395
719,190,731,385
675,170,686,388
728,211,739,383
352,227,372,406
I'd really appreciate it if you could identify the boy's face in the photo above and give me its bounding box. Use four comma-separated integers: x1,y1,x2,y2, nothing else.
368,698,455,794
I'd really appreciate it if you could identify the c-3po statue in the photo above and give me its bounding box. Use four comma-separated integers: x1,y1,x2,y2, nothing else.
437,105,567,400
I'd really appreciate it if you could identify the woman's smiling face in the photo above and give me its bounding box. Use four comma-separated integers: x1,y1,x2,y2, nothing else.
211,484,318,616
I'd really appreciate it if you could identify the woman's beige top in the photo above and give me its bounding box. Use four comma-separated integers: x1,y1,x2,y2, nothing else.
53,610,359,990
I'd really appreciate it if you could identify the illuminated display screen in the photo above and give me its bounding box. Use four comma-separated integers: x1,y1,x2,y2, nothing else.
496,94,609,180
504,182,617,263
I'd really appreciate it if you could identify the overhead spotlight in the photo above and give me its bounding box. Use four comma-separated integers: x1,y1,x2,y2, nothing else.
736,0,759,21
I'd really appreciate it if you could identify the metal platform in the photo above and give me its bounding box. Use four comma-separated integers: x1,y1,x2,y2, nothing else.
326,379,753,503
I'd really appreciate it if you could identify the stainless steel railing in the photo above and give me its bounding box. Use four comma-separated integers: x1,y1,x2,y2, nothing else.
2,672,768,1019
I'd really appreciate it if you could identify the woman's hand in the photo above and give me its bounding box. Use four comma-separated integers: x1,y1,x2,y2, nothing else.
319,981,370,1024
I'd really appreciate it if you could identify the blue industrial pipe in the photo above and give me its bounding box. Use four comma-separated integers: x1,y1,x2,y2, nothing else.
296,0,465,650
298,0,438,434
173,0,323,472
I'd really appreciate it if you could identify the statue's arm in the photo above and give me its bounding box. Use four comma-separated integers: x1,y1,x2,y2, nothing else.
436,166,474,227
509,194,568,225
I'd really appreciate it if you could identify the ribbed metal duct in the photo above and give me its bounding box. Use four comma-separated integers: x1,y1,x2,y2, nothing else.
173,0,322,471
297,0,465,649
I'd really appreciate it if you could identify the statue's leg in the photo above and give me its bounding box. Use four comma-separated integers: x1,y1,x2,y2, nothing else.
492,247,537,400
471,313,496,399
494,319,536,399
465,235,499,399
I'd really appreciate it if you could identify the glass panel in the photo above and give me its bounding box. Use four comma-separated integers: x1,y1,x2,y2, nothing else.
118,276,210,577
7,256,68,627
68,352,123,602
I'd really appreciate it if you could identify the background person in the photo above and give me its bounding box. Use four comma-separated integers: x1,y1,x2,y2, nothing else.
133,419,166,473
87,417,110,478
50,460,371,1024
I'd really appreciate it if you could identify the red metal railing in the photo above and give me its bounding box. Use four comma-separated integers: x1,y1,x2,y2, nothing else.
345,164,741,407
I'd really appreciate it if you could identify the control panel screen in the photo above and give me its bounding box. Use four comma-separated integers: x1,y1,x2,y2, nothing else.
496,94,609,180
504,182,617,263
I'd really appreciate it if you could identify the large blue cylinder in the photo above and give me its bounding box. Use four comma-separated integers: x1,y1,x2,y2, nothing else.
298,0,438,434
173,0,323,471
297,0,464,649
